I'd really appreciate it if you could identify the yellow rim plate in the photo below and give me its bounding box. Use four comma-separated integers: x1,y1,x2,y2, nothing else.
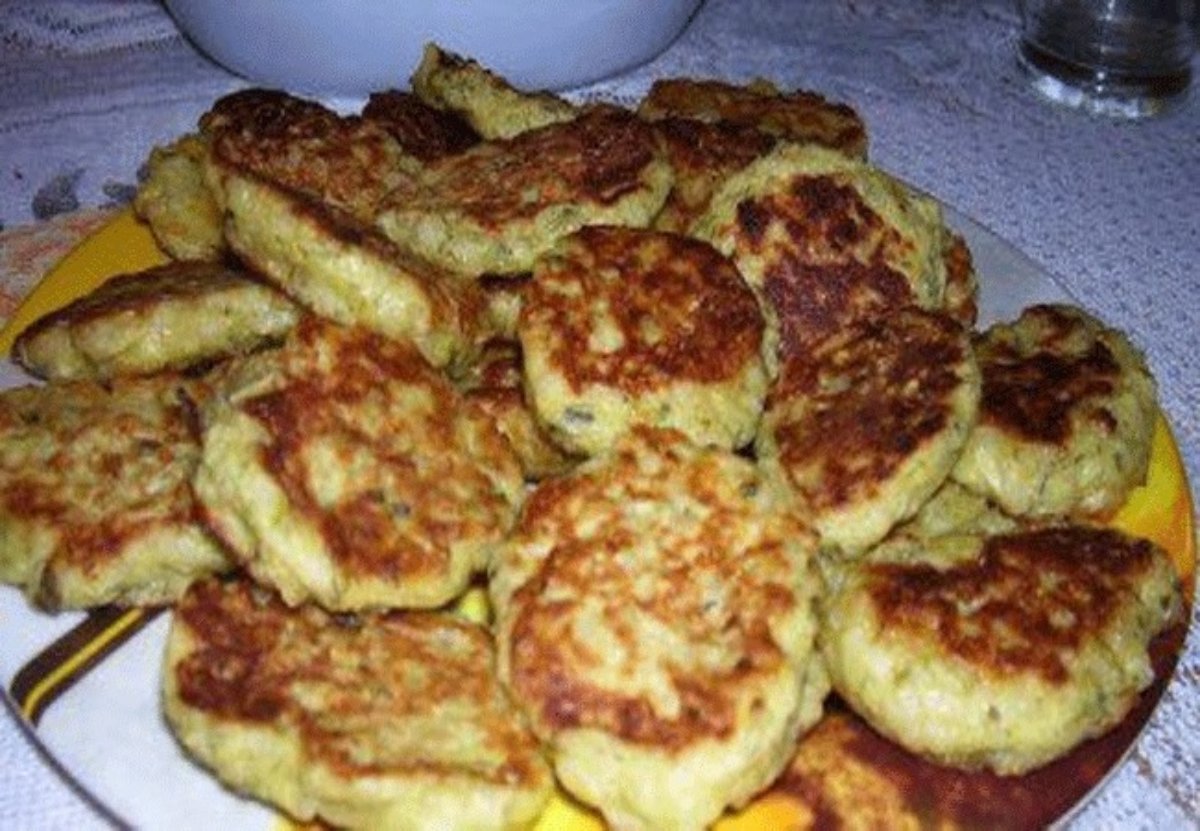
0,208,1194,830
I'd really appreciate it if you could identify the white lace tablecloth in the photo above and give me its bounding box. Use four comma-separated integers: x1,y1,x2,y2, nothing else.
1,1,1197,827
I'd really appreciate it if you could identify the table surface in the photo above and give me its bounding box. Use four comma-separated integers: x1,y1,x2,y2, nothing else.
1,1,1197,827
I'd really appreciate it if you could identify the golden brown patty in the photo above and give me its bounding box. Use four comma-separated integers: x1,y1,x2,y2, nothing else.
518,226,768,455
649,116,779,234
758,308,979,556
692,142,953,370
492,426,828,831
11,260,300,381
821,525,1182,775
410,43,578,140
132,132,226,261
163,577,553,830
638,77,868,159
202,88,420,222
194,317,524,612
457,339,578,481
376,105,672,277
361,89,481,161
0,374,229,611
214,166,485,371
951,304,1158,519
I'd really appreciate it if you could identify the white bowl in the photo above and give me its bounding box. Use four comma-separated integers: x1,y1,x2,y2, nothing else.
163,0,703,95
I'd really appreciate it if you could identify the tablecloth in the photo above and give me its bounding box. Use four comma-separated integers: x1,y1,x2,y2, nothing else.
1,0,1197,827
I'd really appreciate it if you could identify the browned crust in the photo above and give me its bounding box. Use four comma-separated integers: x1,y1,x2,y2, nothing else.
459,339,578,480
505,430,804,750
650,116,778,233
866,527,1175,684
768,309,969,511
976,305,1122,445
0,376,206,604
362,90,481,161
522,226,764,392
202,88,415,220
737,175,919,360
173,577,546,786
234,318,512,583
387,106,662,228
639,77,867,159
11,261,274,353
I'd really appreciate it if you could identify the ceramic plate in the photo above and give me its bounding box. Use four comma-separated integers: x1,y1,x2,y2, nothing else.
0,206,1193,829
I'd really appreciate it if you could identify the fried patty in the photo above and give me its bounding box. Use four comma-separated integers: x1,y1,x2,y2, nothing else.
518,226,768,455
202,88,421,222
951,304,1157,519
11,260,300,381
758,308,979,556
692,142,953,371
376,106,672,277
214,166,485,371
410,43,578,140
492,426,828,831
820,525,1181,775
163,577,554,830
638,77,868,159
0,374,229,611
194,317,524,612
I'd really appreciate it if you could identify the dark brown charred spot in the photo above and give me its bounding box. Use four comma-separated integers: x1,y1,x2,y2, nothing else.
737,176,919,356
768,259,913,363
655,117,777,177
868,527,1161,684
980,339,1120,445
362,89,481,161
771,311,966,510
174,579,289,721
736,200,771,246
653,117,778,231
526,226,763,392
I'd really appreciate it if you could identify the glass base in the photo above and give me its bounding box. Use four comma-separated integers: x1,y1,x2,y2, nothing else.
1018,40,1192,119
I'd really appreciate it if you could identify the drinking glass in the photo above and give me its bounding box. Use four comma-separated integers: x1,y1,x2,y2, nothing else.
1018,0,1197,118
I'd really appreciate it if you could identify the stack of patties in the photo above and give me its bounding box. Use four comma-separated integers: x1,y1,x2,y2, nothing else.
688,135,984,558
0,37,1184,831
804,303,1178,775
0,258,303,610
661,60,1181,788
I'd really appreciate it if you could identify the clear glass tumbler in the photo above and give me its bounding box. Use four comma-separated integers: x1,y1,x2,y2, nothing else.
1018,0,1197,118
